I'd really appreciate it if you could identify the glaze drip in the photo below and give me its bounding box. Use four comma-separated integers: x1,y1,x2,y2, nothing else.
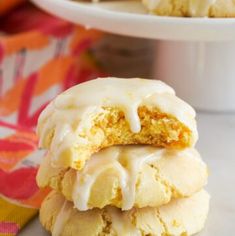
52,200,72,236
189,0,217,16
72,146,167,211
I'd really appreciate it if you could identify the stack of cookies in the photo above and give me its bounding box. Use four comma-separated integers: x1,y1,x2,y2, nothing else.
36,78,210,236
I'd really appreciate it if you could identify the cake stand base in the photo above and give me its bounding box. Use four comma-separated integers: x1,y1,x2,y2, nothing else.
155,41,235,111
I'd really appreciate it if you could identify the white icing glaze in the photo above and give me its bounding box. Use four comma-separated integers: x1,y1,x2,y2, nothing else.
52,200,72,236
107,207,141,236
143,0,161,11
37,78,197,165
189,0,217,17
72,145,166,211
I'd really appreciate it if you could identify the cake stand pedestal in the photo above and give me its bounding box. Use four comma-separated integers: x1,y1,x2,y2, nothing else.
31,0,235,111
155,41,235,111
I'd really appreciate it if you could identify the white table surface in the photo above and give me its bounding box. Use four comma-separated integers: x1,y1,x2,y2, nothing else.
19,112,235,236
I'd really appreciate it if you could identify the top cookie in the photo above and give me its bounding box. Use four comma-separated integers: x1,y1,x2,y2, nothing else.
37,78,197,170
142,0,235,17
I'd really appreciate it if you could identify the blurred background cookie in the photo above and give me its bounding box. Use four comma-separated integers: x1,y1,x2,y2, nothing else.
142,0,235,17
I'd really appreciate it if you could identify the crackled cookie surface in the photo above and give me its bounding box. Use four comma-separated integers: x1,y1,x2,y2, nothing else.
37,146,207,210
143,0,235,17
40,190,210,236
37,78,197,170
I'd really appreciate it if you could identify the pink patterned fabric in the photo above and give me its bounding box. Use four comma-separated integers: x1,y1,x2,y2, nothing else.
0,3,104,234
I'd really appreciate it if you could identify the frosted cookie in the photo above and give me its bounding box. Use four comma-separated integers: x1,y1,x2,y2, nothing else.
37,78,198,170
142,0,235,17
40,189,210,236
37,146,207,210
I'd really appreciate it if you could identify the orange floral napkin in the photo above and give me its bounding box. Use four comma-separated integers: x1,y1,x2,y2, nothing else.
0,3,104,235
0,0,26,16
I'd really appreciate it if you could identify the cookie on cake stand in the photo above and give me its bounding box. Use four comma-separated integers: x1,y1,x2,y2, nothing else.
32,0,235,111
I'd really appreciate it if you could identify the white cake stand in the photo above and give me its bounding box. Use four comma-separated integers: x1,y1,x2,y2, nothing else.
31,0,235,111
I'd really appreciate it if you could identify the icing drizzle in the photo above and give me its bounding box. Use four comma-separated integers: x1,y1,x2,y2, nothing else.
72,146,166,211
52,200,72,236
189,0,217,16
37,78,197,166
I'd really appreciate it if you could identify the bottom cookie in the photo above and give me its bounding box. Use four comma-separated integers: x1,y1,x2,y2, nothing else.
40,190,210,236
